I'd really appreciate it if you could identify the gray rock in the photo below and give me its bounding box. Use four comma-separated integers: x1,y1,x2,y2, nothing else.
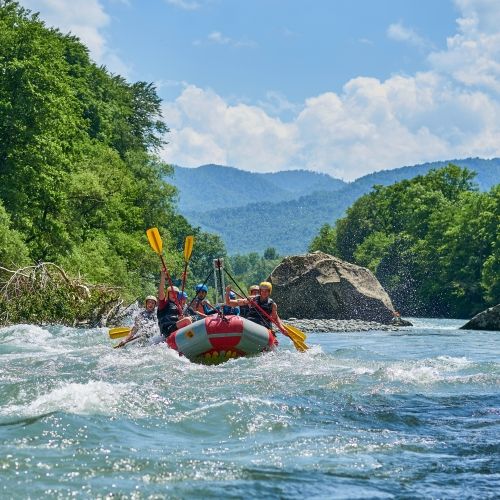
285,318,398,333
460,304,500,331
268,251,395,323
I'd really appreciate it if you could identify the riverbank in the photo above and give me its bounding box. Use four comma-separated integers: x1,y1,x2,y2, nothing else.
286,317,399,332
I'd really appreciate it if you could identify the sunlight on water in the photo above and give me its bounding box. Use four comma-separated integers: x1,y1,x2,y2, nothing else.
0,320,498,498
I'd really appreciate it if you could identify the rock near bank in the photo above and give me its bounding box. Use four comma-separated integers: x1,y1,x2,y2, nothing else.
268,251,395,323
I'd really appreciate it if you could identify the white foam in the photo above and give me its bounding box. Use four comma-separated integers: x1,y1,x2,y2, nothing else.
1,380,131,417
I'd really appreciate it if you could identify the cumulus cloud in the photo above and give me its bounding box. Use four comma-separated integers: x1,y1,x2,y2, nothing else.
23,0,130,76
161,0,500,180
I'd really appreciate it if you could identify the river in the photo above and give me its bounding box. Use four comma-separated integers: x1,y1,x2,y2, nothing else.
1,318,498,498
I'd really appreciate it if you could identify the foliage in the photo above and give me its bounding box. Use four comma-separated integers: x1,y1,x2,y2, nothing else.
227,250,282,293
0,1,226,320
0,200,30,268
309,164,500,317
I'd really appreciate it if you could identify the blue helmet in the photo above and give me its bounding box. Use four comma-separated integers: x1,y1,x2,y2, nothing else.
195,284,208,293
229,291,236,299
177,291,188,300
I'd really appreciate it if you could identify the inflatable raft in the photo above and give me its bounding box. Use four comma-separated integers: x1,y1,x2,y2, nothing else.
166,314,277,364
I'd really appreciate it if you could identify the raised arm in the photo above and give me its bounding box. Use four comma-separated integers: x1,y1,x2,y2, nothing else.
158,269,166,301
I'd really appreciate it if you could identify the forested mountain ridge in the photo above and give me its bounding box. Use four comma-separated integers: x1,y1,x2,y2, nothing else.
172,164,346,211
180,158,500,254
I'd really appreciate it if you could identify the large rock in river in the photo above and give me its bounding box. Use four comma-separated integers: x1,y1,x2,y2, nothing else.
460,304,500,331
268,251,395,323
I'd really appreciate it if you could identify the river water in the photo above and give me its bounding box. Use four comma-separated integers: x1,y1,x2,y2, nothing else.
1,318,498,499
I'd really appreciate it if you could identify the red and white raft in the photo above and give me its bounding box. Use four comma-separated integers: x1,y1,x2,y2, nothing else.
166,315,277,364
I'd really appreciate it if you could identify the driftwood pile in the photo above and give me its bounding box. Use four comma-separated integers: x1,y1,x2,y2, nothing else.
0,262,123,327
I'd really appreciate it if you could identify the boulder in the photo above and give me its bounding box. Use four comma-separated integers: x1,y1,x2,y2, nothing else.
460,304,500,331
268,251,395,323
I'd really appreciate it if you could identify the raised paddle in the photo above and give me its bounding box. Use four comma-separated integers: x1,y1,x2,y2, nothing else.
227,287,309,352
108,327,132,339
180,235,194,297
146,227,183,316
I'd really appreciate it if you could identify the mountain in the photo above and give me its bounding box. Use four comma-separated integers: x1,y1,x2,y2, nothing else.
174,158,500,255
171,164,346,212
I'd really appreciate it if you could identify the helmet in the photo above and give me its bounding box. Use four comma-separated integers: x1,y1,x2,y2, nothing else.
259,281,272,293
177,291,188,300
229,291,236,299
166,285,179,293
144,295,157,305
195,284,208,293
249,285,259,292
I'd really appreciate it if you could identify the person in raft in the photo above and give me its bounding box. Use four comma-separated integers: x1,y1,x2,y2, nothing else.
116,295,159,347
177,290,189,315
225,281,285,332
157,270,191,339
217,290,240,316
187,284,217,318
239,285,259,318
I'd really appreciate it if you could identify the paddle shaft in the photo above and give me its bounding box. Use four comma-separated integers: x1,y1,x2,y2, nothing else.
113,335,139,348
159,255,183,317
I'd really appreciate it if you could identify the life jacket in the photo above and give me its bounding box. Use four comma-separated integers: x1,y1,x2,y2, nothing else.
157,299,179,337
221,304,240,316
247,296,274,328
189,298,216,316
239,304,249,318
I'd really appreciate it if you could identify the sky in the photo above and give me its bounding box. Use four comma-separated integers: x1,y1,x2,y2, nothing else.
20,0,500,180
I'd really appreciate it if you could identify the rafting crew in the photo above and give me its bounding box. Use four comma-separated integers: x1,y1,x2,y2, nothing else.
116,295,159,347
225,281,285,332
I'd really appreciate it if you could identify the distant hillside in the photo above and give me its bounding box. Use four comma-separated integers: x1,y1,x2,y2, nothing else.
171,164,346,211
180,158,500,255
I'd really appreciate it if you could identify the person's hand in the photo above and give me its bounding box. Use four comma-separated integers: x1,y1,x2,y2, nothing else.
117,340,126,347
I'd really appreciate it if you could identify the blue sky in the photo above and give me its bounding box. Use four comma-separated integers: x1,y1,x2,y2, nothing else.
21,0,500,180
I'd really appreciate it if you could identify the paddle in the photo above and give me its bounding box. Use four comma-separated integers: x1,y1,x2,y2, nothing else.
180,235,194,297
283,323,307,342
108,326,132,339
113,335,139,349
227,287,309,352
146,227,183,316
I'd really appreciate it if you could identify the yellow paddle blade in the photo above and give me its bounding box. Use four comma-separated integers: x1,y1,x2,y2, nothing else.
108,327,131,339
146,227,163,255
184,235,194,262
292,337,309,352
284,323,307,341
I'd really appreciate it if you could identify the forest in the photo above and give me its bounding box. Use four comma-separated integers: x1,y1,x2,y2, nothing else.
309,165,500,318
0,1,225,323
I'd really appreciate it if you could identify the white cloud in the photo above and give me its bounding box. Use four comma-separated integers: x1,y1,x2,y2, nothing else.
165,0,200,10
387,22,429,49
194,31,257,48
208,31,231,45
23,0,130,76
161,0,500,180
